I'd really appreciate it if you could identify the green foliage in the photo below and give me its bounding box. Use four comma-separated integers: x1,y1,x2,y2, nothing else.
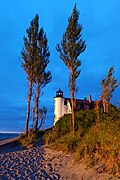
55,114,71,136
19,130,37,147
20,14,52,133
43,114,70,144
44,107,120,175
21,14,38,82
19,130,45,147
43,130,58,145
75,110,96,132
53,133,79,152
56,4,86,78
44,110,95,144
101,66,119,102
101,66,119,112
56,4,86,132
76,109,120,174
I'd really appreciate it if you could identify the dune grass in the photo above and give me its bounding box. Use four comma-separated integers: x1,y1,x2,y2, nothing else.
19,130,45,148
43,107,120,175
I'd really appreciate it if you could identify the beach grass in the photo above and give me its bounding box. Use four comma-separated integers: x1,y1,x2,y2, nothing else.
44,107,120,176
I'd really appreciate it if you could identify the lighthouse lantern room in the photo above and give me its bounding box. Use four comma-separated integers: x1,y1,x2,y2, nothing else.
56,89,63,97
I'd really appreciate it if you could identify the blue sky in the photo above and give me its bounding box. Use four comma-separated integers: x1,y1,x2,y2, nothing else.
0,0,120,132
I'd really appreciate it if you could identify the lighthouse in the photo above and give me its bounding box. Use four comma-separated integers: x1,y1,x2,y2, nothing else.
54,89,64,125
54,89,72,125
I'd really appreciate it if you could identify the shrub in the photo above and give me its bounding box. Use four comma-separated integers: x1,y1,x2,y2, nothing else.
19,130,37,147
43,129,58,144
44,107,120,175
55,114,71,136
44,110,96,145
76,112,120,174
75,110,96,132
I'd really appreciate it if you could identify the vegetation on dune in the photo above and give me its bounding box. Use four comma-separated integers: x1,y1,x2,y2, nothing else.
19,130,45,148
44,107,120,175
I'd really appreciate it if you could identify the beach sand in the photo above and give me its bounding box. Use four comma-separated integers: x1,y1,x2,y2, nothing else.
0,138,119,180
0,137,19,146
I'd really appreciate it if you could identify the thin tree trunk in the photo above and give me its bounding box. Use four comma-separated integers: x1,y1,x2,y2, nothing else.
32,106,35,129
25,81,32,135
106,102,110,113
102,98,106,113
35,84,40,131
70,70,75,134
71,89,75,133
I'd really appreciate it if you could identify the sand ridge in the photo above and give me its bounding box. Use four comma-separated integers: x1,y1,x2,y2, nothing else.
0,138,119,179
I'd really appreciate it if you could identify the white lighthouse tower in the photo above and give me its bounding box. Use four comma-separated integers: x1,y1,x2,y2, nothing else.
54,89,71,125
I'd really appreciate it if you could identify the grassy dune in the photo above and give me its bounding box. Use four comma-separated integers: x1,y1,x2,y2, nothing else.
44,107,120,176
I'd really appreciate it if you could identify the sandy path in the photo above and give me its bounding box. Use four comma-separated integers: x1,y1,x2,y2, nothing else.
0,140,119,180
0,137,18,146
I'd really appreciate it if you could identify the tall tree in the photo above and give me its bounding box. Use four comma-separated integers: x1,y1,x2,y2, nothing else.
34,28,52,131
21,14,39,134
101,66,119,113
20,14,51,134
56,4,86,132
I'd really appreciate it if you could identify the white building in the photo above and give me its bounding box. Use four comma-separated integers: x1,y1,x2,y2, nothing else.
54,89,94,125
54,89,71,125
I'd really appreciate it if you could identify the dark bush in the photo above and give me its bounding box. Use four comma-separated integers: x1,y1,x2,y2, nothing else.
55,114,71,137
75,110,96,132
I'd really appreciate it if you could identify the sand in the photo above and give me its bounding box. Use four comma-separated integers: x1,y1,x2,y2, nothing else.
0,138,119,180
0,137,18,146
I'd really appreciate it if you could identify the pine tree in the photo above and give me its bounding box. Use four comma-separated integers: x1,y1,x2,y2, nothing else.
34,28,52,131
21,14,39,134
20,14,51,134
56,4,86,132
101,66,119,113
